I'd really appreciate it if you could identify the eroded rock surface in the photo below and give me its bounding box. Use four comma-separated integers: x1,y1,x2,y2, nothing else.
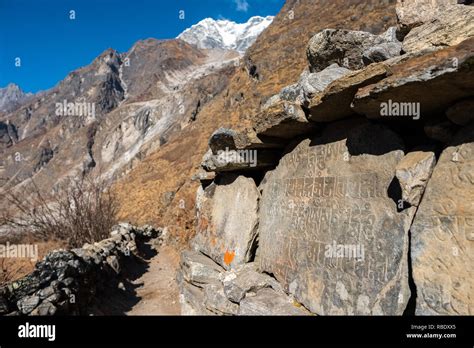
396,0,459,34
257,120,412,315
192,175,259,269
308,63,390,122
239,288,310,315
352,39,474,120
411,125,474,315
307,28,401,72
401,3,474,54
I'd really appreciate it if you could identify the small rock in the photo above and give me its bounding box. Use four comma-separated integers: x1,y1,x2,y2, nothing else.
222,263,282,303
201,148,280,172
37,285,57,300
279,64,351,107
17,295,40,314
396,151,437,206
203,283,239,315
32,301,57,316
180,250,224,286
106,255,120,274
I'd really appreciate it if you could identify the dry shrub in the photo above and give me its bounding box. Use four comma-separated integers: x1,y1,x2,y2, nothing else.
1,175,118,248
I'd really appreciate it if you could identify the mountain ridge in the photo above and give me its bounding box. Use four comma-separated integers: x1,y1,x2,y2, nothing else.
178,15,274,53
0,83,32,114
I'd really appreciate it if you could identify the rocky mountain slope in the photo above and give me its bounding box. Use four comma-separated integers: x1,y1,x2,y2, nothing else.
178,16,274,53
0,84,32,114
112,0,399,240
0,38,238,218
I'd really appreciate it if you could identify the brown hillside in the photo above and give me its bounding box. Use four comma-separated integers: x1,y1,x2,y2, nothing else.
113,0,398,244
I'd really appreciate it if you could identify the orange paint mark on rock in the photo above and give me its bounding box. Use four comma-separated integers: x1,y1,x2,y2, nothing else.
223,250,235,266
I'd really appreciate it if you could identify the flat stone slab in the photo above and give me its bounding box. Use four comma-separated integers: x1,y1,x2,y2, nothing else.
257,119,413,315
352,38,474,120
238,288,310,316
201,148,280,172
308,63,390,123
396,0,459,34
192,175,260,270
180,250,224,286
411,125,474,315
395,151,436,207
253,101,316,140
203,283,239,315
178,273,214,315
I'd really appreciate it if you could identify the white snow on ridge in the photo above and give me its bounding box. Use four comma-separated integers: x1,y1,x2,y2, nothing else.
177,15,274,53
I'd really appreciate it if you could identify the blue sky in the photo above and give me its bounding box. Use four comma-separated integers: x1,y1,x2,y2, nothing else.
0,0,284,93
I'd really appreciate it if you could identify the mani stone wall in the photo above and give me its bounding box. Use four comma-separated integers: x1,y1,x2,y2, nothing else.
0,224,160,316
179,0,474,316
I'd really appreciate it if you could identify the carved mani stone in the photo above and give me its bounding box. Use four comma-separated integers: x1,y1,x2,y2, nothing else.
411,125,474,315
191,174,260,270
257,119,413,315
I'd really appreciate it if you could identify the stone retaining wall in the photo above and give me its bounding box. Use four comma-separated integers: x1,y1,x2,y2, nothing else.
0,223,160,316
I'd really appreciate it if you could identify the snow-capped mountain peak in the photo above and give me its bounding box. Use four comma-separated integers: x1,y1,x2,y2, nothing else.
177,15,274,53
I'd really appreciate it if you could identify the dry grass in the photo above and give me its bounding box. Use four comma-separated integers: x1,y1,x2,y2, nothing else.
0,239,65,286
113,0,398,247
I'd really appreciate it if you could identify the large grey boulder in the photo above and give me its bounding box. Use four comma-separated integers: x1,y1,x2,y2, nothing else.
411,125,474,315
192,175,260,270
306,28,401,72
257,119,413,315
402,3,474,54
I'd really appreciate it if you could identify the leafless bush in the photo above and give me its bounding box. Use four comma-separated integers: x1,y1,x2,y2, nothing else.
1,176,118,248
